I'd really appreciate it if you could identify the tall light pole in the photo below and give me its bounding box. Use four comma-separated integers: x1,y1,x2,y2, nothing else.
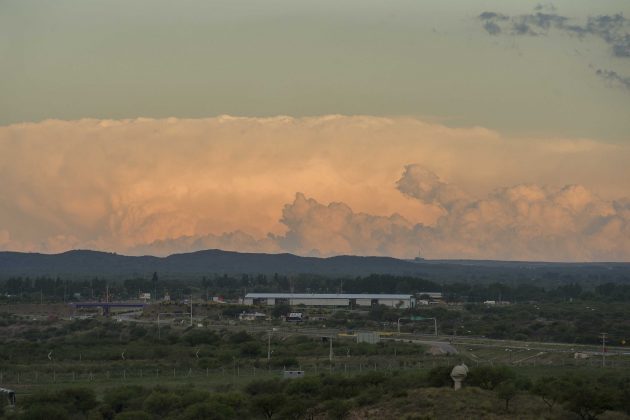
601,332,608,368
267,331,271,361
406,316,438,336
329,336,334,362
190,295,193,327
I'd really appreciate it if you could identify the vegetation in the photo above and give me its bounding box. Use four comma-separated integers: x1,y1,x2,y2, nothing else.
2,367,629,419
2,270,630,418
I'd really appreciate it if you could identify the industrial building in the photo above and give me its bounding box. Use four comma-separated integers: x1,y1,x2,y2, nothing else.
243,293,417,308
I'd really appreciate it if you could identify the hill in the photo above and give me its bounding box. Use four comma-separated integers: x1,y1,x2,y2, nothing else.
0,249,629,283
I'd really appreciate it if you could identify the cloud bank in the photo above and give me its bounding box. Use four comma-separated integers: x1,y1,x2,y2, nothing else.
1,116,628,261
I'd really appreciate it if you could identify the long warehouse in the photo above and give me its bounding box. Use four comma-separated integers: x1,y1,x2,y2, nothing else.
243,293,417,308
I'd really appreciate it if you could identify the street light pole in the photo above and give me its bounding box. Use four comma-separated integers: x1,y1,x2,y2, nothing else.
329,336,334,362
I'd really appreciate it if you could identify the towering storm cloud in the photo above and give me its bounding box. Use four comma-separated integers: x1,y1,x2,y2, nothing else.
0,116,628,261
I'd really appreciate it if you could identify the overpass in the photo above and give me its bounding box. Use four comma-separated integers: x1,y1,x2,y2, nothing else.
71,302,147,316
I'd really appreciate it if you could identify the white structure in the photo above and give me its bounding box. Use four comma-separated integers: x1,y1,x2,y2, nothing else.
356,332,380,344
285,312,304,322
450,363,469,390
418,292,443,299
243,293,416,308
238,312,266,321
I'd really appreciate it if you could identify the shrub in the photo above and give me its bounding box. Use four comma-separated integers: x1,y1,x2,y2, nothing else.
59,387,98,413
286,376,323,396
245,379,286,396
103,385,149,413
21,403,69,420
467,366,516,390
250,394,287,419
558,374,613,420
240,341,262,357
495,380,518,412
427,365,454,388
180,402,235,420
115,410,152,420
324,399,353,420
142,390,182,415
184,330,219,346
229,330,254,344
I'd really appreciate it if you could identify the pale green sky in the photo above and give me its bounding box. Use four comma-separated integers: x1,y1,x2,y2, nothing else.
1,0,629,140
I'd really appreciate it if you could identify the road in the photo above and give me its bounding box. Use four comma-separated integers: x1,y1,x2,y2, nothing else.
118,316,628,357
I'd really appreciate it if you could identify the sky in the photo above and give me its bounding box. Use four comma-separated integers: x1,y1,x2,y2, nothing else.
0,1,629,261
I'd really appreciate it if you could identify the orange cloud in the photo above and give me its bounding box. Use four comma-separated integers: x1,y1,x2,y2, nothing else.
0,116,628,260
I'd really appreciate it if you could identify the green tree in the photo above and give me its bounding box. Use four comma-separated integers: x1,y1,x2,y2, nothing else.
59,387,98,414
467,366,516,390
250,394,287,419
21,404,68,420
324,399,352,420
559,375,612,420
532,376,563,410
240,341,262,357
103,385,149,413
427,365,454,388
245,379,286,396
277,397,313,420
496,380,518,412
180,402,235,420
142,390,182,416
229,330,254,344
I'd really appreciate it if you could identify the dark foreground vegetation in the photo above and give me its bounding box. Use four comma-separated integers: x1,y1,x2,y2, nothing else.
2,266,630,418
2,366,630,419
1,314,629,419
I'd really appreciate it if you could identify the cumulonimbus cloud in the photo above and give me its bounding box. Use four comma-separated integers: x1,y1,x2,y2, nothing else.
0,116,628,261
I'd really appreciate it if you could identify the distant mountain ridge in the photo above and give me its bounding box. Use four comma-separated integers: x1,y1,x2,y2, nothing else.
0,249,424,278
0,249,628,281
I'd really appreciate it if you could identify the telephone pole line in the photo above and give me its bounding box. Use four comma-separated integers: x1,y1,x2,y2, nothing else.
600,332,608,368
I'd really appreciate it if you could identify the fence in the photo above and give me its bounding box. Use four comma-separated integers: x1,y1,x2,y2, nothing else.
2,356,629,387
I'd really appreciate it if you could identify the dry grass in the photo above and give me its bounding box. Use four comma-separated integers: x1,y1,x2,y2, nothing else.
348,387,563,420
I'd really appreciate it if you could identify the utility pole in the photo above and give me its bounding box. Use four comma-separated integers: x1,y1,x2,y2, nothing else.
267,331,271,361
329,336,334,362
601,332,608,368
190,295,193,327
